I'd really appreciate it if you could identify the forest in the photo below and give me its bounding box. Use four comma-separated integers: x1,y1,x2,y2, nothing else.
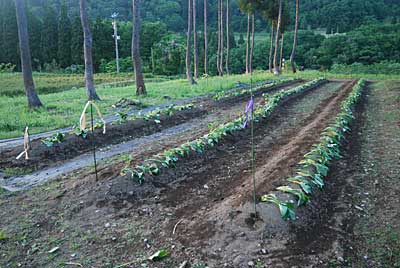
1,0,399,75
0,0,400,267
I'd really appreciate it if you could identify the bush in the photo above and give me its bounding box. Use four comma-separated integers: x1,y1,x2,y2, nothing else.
64,64,84,74
0,63,16,73
43,59,61,73
99,57,133,73
330,61,400,74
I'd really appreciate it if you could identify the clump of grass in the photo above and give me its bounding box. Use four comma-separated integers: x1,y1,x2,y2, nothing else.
4,167,35,176
0,71,279,139
0,229,8,241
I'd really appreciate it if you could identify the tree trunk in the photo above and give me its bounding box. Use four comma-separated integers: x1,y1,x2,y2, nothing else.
204,0,208,75
216,0,221,75
15,0,42,108
249,14,255,73
193,0,198,78
269,21,275,73
80,0,100,100
245,13,250,74
225,0,230,75
132,0,146,95
280,32,284,69
290,0,299,73
219,0,224,76
186,0,196,84
273,0,283,75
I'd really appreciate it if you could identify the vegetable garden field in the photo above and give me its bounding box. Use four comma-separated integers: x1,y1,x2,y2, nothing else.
0,77,399,268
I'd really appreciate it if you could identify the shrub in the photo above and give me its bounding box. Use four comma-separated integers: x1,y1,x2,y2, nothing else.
0,63,16,73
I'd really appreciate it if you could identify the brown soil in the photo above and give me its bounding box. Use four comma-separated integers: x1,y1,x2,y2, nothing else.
0,109,205,171
0,80,301,176
261,81,400,268
5,79,395,268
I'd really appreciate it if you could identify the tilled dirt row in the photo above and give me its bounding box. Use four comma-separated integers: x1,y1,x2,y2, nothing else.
0,80,300,172
60,80,354,266
0,80,358,268
263,81,400,268
155,80,356,267
0,80,304,191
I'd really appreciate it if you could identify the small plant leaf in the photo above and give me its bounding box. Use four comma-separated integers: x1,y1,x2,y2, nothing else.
148,249,169,261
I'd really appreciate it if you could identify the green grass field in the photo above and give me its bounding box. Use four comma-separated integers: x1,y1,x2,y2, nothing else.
0,72,176,97
0,70,399,140
0,71,275,139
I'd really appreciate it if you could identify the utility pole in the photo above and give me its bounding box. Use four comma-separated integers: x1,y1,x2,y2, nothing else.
111,12,120,73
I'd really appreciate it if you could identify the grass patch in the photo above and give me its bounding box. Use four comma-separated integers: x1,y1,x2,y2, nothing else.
0,71,280,139
364,227,400,267
0,72,174,97
3,167,35,176
0,229,8,241
1,70,399,140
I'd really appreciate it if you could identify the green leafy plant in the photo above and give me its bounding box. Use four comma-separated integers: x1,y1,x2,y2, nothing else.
121,79,326,184
73,126,89,138
142,104,194,124
148,249,169,261
94,120,104,130
276,186,310,206
261,194,296,220
264,79,366,220
213,78,295,101
0,229,8,241
41,132,65,147
116,112,128,124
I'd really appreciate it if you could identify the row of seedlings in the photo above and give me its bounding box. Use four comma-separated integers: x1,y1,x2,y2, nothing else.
213,78,296,101
121,78,326,183
41,104,195,147
261,79,366,220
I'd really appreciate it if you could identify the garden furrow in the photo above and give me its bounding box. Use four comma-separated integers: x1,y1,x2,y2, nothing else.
175,80,358,266
74,79,356,267
0,80,304,191
0,79,287,151
0,79,300,170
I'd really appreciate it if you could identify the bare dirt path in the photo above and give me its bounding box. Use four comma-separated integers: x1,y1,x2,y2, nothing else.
0,81,303,191
0,80,357,268
262,81,400,268
0,80,274,151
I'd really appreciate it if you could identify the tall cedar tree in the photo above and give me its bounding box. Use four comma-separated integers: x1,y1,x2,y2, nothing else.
250,15,255,73
14,0,42,107
219,0,224,75
41,7,58,64
290,0,299,73
1,0,19,68
0,0,4,64
132,0,146,95
58,0,72,68
27,8,42,69
238,0,252,74
203,0,208,75
279,0,290,69
193,0,198,78
71,16,84,65
269,21,275,73
273,0,283,74
280,31,284,68
245,14,250,73
225,0,230,74
79,0,100,100
185,0,196,84
216,0,221,75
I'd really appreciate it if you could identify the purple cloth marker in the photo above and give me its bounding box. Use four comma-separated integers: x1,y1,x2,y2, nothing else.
243,96,254,128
